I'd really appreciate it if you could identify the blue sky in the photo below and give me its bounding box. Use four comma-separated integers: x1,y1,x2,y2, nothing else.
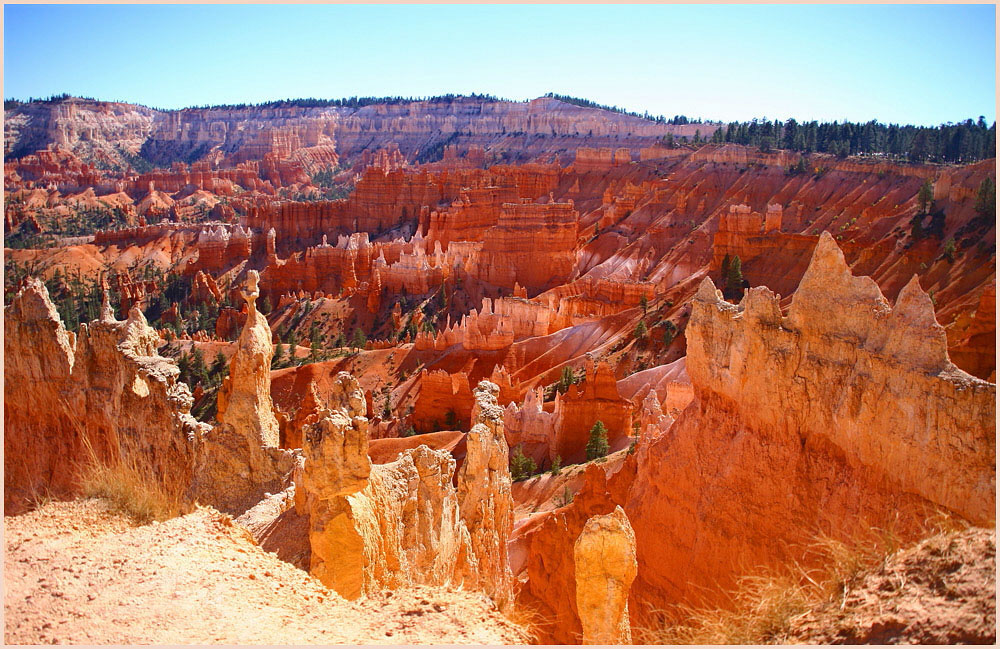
4,4,995,125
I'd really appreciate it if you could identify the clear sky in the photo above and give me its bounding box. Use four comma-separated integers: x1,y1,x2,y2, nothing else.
3,4,996,126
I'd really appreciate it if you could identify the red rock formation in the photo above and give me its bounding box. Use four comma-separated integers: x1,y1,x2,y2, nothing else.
513,459,637,644
475,200,580,291
187,224,252,274
262,233,374,299
573,147,633,172
514,234,994,640
552,358,633,464
424,185,517,249
411,369,473,433
503,386,557,465
215,306,246,341
190,270,223,304
622,234,995,621
2,279,295,518
947,280,996,381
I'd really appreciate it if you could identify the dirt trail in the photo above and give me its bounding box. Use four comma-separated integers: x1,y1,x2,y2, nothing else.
3,499,528,644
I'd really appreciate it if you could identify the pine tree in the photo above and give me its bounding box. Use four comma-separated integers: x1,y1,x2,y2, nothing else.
191,347,209,387
586,421,609,461
509,445,537,481
639,294,648,316
725,255,744,301
351,327,367,350
634,319,648,339
557,365,577,394
210,351,227,384
943,238,957,262
272,342,286,369
975,177,995,217
917,179,934,215
662,320,678,345
721,253,731,283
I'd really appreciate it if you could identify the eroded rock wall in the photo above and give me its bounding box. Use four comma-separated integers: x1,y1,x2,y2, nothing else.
4,279,202,512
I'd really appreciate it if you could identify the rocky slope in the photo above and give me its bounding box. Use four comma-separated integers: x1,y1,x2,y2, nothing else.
785,526,995,644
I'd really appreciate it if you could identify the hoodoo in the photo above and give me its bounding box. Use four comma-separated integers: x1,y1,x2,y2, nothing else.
216,270,281,447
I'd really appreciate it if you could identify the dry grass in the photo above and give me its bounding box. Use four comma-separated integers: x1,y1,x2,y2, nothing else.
75,437,189,525
501,599,550,644
640,515,965,645
24,482,57,511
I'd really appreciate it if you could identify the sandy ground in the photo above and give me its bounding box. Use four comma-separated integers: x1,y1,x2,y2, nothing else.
3,499,528,645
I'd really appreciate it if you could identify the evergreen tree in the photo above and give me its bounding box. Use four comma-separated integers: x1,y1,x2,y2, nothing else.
721,253,731,284
639,294,648,316
177,351,191,386
943,238,957,262
975,177,996,217
351,327,367,350
509,445,537,481
557,365,577,394
191,347,209,387
210,351,227,384
917,179,934,215
662,320,678,345
634,319,648,339
272,342,286,369
724,255,744,301
586,421,609,461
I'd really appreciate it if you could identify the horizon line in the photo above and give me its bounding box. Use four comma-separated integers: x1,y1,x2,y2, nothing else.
4,93,995,130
